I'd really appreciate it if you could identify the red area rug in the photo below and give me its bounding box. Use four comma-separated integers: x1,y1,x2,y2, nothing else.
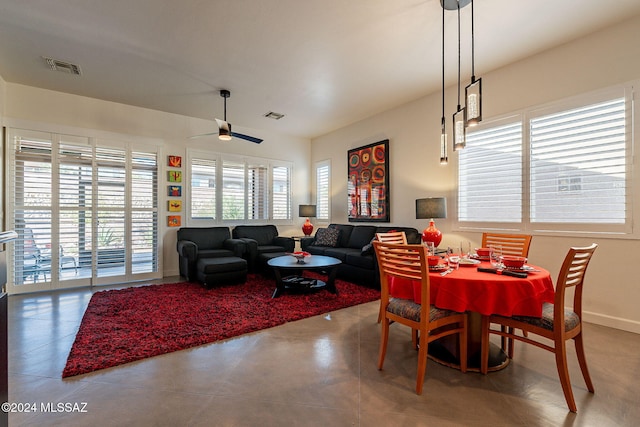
62,273,379,378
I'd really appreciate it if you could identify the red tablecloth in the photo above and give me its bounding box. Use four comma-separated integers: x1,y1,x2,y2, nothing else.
389,261,554,317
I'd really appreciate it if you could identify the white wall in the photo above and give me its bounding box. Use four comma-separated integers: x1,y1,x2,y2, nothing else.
311,15,640,333
3,84,311,278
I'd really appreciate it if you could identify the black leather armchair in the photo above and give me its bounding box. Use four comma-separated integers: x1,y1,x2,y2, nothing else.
232,225,295,271
176,227,246,281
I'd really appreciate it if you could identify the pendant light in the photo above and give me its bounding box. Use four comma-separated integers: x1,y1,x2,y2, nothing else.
452,0,466,151
440,2,448,165
465,0,482,126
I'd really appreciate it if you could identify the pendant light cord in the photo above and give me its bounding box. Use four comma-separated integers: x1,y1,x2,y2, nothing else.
441,1,445,128
456,0,461,110
471,0,475,81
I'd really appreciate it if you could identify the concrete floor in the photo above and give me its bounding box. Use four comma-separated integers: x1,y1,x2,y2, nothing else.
7,278,640,426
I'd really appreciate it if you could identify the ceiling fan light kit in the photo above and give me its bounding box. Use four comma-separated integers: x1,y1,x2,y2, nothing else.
190,89,263,144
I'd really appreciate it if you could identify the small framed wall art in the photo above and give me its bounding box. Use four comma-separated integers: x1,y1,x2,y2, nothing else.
168,170,182,182
168,155,182,168
168,185,182,197
168,200,182,212
167,215,181,227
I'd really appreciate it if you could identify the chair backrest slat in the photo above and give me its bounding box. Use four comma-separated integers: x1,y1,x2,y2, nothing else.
375,231,408,245
481,233,532,257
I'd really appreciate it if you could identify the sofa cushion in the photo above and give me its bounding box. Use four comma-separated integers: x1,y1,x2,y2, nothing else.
324,247,360,262
328,224,353,248
347,226,377,249
256,245,288,254
346,252,375,270
232,225,279,246
315,228,341,247
305,245,328,256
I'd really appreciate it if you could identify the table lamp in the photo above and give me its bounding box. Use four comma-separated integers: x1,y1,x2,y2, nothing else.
415,197,447,247
299,204,317,236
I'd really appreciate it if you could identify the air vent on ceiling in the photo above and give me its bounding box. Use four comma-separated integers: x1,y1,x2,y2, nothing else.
43,57,82,75
264,111,285,120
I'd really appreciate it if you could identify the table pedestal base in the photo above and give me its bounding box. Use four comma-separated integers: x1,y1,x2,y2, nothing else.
427,340,509,372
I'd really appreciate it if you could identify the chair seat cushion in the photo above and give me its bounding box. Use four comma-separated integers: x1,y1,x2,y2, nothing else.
257,245,287,254
510,302,580,331
198,249,237,259
197,257,247,274
387,298,459,322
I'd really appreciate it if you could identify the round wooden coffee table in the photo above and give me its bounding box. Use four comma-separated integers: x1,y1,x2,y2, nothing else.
267,255,341,298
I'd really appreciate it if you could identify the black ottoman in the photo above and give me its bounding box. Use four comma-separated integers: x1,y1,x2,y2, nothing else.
196,257,247,288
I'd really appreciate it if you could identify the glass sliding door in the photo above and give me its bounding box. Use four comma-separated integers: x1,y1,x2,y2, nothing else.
6,128,160,294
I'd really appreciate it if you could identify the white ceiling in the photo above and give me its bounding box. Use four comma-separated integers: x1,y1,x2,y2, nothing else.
1,0,640,139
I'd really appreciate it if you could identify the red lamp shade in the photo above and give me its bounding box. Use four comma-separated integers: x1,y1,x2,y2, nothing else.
302,218,314,236
421,220,443,247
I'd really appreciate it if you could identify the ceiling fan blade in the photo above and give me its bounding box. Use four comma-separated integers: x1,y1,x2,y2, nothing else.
188,131,219,139
232,132,263,144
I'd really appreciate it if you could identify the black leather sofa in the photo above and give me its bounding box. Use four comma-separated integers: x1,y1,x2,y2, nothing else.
232,225,295,272
300,224,421,288
176,227,248,286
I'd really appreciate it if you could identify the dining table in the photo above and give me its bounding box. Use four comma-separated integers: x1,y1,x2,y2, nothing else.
389,257,555,371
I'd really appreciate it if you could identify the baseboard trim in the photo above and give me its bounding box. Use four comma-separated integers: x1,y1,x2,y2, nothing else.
583,310,640,335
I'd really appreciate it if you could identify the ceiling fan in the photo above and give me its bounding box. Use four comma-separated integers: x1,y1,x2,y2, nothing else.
190,89,263,144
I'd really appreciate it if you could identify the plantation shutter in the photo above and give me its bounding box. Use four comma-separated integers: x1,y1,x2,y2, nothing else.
59,136,93,275
529,98,627,224
222,159,245,220
13,130,53,285
316,162,330,220
272,165,291,220
190,158,216,219
458,122,523,222
248,160,269,220
95,146,126,276
130,150,158,274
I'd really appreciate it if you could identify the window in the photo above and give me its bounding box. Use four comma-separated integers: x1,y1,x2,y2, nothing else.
458,87,631,235
315,160,330,221
187,150,292,224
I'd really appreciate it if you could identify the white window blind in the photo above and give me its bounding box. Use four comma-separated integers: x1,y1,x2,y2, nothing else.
530,98,626,224
13,131,53,285
272,165,290,220
131,151,158,274
222,159,246,220
316,161,330,220
190,158,216,219
8,128,160,292
248,160,269,220
188,150,292,223
59,136,93,275
458,122,523,222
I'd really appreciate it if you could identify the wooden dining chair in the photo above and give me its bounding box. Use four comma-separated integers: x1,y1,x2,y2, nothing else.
481,232,532,257
480,243,598,412
374,241,467,395
375,231,409,323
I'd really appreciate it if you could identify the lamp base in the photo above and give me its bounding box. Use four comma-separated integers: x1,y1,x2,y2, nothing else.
421,219,443,247
302,218,314,236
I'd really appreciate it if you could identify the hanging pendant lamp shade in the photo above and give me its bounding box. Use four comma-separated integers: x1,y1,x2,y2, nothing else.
465,0,482,126
452,0,466,151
